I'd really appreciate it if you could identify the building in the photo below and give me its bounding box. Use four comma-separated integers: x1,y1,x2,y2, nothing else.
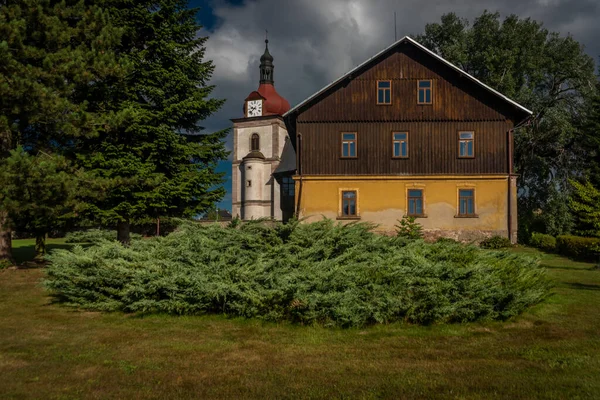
232,36,532,242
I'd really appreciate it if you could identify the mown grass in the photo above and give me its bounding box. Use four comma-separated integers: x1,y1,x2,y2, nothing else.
11,238,75,265
0,246,599,399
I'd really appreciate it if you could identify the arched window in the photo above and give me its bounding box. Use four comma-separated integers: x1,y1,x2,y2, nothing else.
251,133,260,151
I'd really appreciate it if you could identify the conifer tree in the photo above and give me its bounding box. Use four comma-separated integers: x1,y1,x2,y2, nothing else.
77,0,228,244
569,179,600,237
0,0,124,264
0,148,77,259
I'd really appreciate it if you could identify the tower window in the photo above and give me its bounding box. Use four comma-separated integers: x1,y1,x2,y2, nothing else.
418,80,432,104
251,133,260,151
377,81,392,104
246,180,252,187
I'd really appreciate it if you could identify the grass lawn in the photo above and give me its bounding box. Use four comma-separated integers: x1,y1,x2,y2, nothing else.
11,238,75,265
1,246,599,399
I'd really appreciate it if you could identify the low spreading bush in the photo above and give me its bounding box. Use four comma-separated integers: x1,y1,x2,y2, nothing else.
65,229,142,243
530,233,556,252
556,235,600,261
45,220,551,327
480,235,513,249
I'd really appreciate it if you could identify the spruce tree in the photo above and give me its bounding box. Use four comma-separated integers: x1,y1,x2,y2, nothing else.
0,148,77,259
0,0,124,264
76,0,228,244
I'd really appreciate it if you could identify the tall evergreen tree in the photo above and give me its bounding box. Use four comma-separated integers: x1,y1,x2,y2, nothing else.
76,0,228,243
416,11,597,238
0,0,124,264
0,148,77,259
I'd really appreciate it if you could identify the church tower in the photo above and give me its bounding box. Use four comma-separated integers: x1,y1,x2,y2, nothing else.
231,38,291,220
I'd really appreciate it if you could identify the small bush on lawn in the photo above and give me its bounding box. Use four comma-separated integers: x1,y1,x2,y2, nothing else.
480,236,513,249
530,233,556,252
45,220,551,327
65,229,142,243
556,235,600,261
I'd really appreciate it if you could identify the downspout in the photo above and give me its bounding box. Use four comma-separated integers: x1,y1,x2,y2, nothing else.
507,128,514,243
295,133,303,218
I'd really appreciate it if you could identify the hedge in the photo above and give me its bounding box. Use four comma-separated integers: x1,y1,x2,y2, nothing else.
530,233,556,252
556,235,600,261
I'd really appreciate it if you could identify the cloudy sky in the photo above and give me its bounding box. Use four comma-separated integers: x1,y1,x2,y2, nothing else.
195,0,600,210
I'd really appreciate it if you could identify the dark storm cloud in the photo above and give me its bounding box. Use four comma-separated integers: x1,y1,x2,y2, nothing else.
200,0,599,207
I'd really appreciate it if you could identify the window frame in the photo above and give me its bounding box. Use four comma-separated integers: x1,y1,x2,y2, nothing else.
339,189,359,219
417,80,433,105
250,133,260,152
458,131,475,158
456,187,478,218
406,188,425,217
392,131,409,159
377,80,392,105
340,132,358,159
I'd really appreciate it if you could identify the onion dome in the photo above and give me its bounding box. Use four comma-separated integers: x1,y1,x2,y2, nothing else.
243,37,290,116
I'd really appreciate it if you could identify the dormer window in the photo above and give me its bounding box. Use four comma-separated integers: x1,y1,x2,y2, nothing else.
251,133,260,151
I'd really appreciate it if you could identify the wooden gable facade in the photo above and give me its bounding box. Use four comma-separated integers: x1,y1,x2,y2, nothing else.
285,38,530,176
283,37,531,242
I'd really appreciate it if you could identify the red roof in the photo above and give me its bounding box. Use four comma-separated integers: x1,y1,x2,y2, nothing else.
256,83,290,116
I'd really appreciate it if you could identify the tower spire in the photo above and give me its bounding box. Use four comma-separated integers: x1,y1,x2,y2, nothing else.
260,31,274,85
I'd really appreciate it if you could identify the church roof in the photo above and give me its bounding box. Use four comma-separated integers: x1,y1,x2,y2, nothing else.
284,36,532,118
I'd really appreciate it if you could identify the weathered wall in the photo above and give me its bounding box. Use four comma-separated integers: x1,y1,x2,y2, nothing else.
295,175,510,240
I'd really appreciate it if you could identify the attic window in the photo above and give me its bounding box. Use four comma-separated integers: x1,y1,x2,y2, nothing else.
377,81,392,104
418,80,432,104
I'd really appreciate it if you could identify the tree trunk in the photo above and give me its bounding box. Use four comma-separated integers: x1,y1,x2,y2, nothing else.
117,219,130,245
34,233,46,261
156,215,160,237
0,210,14,266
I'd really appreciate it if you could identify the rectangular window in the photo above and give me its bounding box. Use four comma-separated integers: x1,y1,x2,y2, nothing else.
407,189,423,216
392,132,408,158
458,189,475,216
341,191,357,217
281,177,295,197
377,81,391,104
418,80,432,104
459,131,474,157
341,132,357,158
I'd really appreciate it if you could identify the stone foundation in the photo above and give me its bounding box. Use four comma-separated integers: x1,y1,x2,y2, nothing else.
421,229,509,244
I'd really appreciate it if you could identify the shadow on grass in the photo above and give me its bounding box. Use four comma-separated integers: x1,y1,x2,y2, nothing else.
562,282,600,291
13,243,91,266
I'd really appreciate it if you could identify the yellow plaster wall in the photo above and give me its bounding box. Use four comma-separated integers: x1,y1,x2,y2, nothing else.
295,176,509,232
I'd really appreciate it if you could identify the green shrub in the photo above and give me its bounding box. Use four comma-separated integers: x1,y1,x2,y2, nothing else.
395,216,423,239
45,220,552,327
435,237,460,245
480,235,513,249
556,235,600,261
65,229,142,243
529,233,556,252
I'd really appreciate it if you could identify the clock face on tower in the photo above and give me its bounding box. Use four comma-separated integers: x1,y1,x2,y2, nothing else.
247,100,263,117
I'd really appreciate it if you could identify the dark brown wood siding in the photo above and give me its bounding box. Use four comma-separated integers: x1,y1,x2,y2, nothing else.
291,41,521,176
298,121,512,175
